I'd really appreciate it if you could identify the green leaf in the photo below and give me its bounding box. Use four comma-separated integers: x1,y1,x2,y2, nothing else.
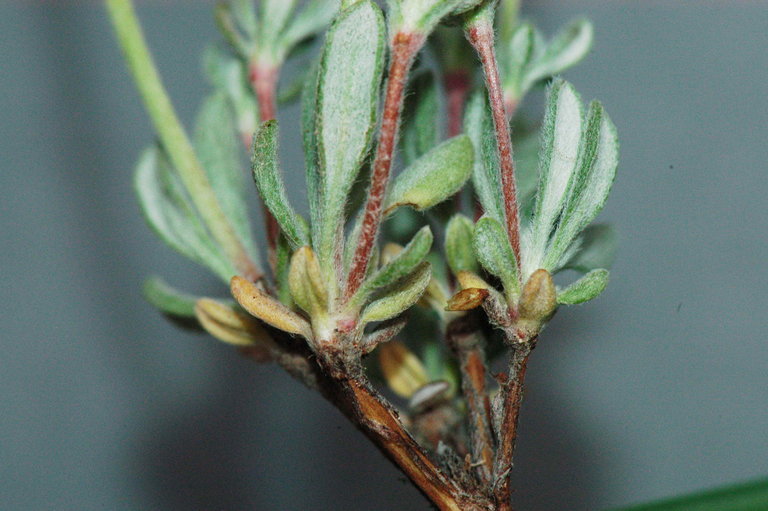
202,44,258,137
545,100,619,268
559,223,616,273
194,92,260,265
251,120,310,248
445,214,478,274
229,0,258,40
134,145,236,282
387,0,483,35
557,269,609,305
502,22,536,99
360,262,432,324
401,70,440,166
384,135,474,215
473,216,519,298
281,0,340,52
316,0,385,264
275,233,294,307
525,79,583,272
610,478,768,511
301,55,323,243
464,90,504,223
142,276,199,317
512,123,541,220
357,226,433,302
257,0,297,53
523,18,593,92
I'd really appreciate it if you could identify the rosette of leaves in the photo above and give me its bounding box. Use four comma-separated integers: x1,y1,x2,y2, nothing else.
231,1,474,370
457,78,618,340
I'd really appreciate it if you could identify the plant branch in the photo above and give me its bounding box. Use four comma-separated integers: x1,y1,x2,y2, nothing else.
345,32,425,300
447,315,495,485
492,339,532,510
329,370,492,511
105,0,261,282
466,19,522,269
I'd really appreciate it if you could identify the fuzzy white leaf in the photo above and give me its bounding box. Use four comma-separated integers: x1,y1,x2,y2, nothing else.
464,90,505,223
524,79,582,276
135,146,235,282
194,92,260,266
317,1,385,264
545,102,619,268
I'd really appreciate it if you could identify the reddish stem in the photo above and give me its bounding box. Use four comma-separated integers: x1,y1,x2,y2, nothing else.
445,70,471,212
345,32,424,300
466,23,522,268
249,62,281,271
445,70,470,138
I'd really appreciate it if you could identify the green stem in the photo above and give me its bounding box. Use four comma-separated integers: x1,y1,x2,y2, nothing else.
105,0,261,282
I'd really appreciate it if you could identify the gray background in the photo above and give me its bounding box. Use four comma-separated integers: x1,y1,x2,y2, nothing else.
1,1,766,510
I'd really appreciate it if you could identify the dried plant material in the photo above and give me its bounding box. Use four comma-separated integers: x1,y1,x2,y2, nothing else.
409,380,451,413
446,288,489,311
379,340,428,399
230,276,312,339
455,270,491,291
195,298,274,349
518,269,556,322
288,246,327,315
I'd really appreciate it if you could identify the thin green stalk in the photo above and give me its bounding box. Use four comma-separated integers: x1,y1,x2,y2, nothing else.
105,0,261,282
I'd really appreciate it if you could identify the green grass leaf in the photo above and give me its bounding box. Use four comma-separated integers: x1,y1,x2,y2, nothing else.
251,120,310,248
610,478,768,511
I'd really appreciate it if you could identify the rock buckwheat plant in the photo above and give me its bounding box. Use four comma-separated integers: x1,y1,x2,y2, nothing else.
107,0,618,508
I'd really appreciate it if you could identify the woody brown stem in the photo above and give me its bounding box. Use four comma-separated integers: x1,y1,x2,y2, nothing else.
466,21,522,269
333,375,492,510
493,340,532,510
447,316,495,485
345,32,424,299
